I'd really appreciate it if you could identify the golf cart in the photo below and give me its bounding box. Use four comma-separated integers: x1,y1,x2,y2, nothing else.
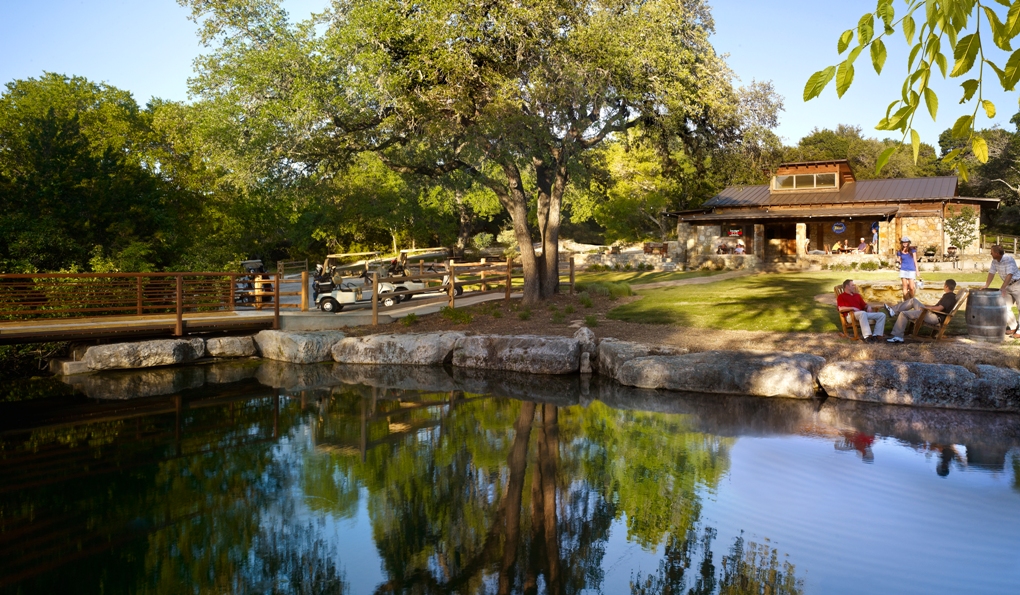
369,248,462,303
313,252,402,311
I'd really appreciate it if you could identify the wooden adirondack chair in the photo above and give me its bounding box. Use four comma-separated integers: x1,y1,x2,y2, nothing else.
912,289,968,340
834,285,864,340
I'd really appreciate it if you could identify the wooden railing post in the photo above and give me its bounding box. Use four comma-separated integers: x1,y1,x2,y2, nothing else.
300,271,308,312
505,257,512,302
480,258,487,292
273,273,280,329
448,260,456,308
371,271,379,326
569,256,575,295
175,275,184,336
136,276,143,315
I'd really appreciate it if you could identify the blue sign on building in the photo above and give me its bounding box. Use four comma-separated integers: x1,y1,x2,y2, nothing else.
832,222,846,234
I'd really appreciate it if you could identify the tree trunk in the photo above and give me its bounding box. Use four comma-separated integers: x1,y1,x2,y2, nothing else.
454,190,472,258
500,163,541,305
535,154,568,299
497,401,536,595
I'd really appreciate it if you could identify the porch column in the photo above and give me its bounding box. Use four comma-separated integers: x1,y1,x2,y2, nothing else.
753,224,765,260
676,222,693,268
795,223,807,256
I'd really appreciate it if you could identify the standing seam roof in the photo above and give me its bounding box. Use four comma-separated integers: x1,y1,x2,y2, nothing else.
704,177,960,207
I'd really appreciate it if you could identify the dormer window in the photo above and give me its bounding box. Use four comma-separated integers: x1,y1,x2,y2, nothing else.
773,172,837,191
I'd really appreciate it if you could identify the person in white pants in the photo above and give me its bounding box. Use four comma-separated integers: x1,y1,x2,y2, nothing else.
984,245,1020,336
836,279,887,341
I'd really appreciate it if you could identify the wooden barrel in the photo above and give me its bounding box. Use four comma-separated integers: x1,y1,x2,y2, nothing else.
967,289,1007,343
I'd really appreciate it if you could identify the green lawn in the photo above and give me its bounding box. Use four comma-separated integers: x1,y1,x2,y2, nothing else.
606,271,990,333
574,269,724,285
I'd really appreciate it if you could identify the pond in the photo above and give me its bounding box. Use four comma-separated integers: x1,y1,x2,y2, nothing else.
1,361,1019,594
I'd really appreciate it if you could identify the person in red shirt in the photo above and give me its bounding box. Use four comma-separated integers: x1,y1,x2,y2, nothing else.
837,279,887,341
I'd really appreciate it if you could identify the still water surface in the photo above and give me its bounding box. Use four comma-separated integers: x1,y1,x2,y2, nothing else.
1,361,1018,594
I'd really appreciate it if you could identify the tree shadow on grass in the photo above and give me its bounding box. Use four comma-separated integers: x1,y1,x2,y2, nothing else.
608,275,843,333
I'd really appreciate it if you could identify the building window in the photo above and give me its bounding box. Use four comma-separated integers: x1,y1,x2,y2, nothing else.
773,172,838,190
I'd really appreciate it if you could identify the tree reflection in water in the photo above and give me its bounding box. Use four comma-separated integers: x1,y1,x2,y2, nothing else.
310,388,803,594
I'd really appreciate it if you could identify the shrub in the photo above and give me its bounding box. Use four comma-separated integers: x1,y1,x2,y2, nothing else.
551,311,566,323
564,305,575,314
401,313,418,326
578,293,594,308
587,263,606,272
518,308,532,320
623,263,633,271
575,281,633,299
497,228,519,256
548,304,559,312
583,315,598,327
850,262,859,270
859,261,879,271
473,232,494,250
440,306,473,324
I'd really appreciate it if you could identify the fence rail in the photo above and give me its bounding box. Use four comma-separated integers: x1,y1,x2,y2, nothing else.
981,235,1020,253
0,272,291,335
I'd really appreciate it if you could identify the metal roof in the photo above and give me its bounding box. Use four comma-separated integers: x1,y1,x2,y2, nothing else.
704,176,965,208
677,206,899,222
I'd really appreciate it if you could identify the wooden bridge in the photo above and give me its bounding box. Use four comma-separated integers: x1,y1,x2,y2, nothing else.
0,272,298,344
0,259,571,345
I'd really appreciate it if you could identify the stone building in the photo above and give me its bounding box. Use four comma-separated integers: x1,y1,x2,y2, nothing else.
669,159,996,268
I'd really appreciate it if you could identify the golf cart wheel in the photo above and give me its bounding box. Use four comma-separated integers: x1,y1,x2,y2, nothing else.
455,286,463,296
381,293,398,308
321,297,342,313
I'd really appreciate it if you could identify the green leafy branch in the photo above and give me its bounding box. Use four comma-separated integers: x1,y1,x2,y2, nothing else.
805,0,1020,179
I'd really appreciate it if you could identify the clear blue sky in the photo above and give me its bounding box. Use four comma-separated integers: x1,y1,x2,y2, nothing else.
1,0,1016,148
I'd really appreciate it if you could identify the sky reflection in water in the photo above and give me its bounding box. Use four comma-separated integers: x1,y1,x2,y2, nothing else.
1,361,1018,595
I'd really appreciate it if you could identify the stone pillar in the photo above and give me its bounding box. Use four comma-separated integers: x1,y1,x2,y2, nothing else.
677,222,693,268
753,224,765,260
795,223,807,256
878,220,893,256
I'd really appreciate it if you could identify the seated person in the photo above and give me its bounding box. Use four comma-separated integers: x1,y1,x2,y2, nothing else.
836,279,887,341
884,279,958,343
857,237,868,252
717,243,729,254
832,240,843,253
733,242,745,254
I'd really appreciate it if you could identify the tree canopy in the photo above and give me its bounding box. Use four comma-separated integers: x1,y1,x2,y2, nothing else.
179,0,744,303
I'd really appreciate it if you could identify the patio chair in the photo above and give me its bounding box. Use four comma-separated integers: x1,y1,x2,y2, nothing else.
834,285,864,340
912,289,968,341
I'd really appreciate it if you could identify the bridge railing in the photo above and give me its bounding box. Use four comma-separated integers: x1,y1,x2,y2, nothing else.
0,272,301,333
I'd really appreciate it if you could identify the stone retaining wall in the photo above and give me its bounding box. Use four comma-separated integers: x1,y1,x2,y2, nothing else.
67,331,1020,413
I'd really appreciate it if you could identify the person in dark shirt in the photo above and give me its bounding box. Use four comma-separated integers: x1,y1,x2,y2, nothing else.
884,279,958,343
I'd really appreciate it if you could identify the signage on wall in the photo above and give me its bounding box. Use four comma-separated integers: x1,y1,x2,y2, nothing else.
832,222,846,234
727,229,743,237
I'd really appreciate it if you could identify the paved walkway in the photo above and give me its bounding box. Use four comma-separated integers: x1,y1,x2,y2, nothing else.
637,269,755,290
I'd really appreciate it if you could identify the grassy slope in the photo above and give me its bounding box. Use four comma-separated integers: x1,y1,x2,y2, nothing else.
607,271,990,334
574,270,723,285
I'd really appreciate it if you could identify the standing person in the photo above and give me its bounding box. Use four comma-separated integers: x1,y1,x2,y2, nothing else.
836,279,887,342
871,221,880,250
983,244,1020,335
895,237,918,301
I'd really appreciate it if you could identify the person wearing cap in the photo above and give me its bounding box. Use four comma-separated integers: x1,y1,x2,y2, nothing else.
895,237,918,301
857,237,868,253
983,244,1020,336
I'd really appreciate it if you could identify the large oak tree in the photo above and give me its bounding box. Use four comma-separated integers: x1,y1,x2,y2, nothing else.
181,0,740,303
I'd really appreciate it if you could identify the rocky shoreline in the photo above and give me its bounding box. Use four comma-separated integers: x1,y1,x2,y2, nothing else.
56,329,1020,413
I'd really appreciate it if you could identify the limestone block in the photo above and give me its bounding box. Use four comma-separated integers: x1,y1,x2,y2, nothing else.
254,330,344,364
451,335,580,375
616,351,825,399
64,366,206,399
206,336,257,358
817,361,1020,412
331,332,465,366
83,338,205,371
597,339,687,380
580,352,592,374
573,327,597,360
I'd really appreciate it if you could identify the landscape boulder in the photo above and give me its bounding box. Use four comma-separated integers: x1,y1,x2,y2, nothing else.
206,336,257,358
818,361,1020,412
451,334,580,375
615,350,825,399
254,330,344,364
597,339,687,380
573,327,597,361
84,338,206,371
331,332,465,366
